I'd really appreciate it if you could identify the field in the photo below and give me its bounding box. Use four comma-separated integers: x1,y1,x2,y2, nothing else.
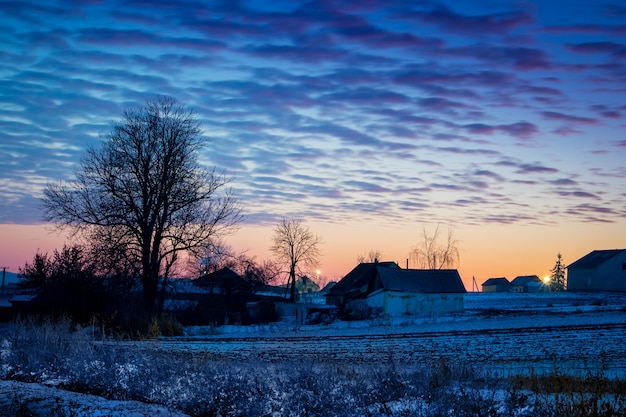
1,292,625,416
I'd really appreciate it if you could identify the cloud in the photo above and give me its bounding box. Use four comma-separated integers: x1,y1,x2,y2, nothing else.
406,4,533,35
557,191,600,199
441,45,552,70
515,164,558,175
541,111,599,125
0,0,625,230
548,178,578,186
568,41,626,58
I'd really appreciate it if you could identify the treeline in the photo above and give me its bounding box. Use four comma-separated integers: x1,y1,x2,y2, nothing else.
17,244,149,335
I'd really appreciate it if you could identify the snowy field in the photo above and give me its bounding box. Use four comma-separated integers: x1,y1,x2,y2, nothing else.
158,291,626,376
1,291,625,416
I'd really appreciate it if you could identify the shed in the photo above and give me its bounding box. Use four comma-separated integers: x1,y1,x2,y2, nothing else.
567,249,626,292
510,275,545,293
481,277,511,292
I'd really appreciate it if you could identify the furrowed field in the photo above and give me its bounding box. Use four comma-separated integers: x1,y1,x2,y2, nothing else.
1,292,625,416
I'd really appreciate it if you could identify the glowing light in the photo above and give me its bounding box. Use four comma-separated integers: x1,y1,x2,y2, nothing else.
543,276,551,284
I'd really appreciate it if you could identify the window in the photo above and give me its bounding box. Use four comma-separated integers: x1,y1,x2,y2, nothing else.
622,262,626,270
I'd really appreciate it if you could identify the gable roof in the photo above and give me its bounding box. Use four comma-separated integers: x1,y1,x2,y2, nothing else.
481,277,510,287
327,261,399,296
568,249,626,269
374,268,466,293
510,275,541,286
195,267,250,291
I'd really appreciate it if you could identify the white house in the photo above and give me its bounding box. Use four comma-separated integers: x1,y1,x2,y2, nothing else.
325,262,466,316
567,249,626,292
365,268,466,316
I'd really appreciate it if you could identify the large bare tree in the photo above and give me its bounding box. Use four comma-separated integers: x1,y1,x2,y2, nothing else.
42,97,241,311
410,225,460,269
271,218,322,301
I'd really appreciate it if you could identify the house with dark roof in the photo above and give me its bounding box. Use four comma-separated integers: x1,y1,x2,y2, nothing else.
510,275,546,293
194,267,252,296
325,261,466,316
567,249,626,292
481,277,511,292
324,261,399,306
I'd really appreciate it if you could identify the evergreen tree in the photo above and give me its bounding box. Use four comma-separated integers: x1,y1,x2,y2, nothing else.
550,253,566,291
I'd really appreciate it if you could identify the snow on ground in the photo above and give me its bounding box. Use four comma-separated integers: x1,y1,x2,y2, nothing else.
0,379,189,417
2,291,625,416
155,292,626,378
182,291,626,339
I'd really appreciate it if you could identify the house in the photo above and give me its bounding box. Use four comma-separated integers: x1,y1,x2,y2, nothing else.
325,261,466,316
365,268,466,316
293,275,320,295
160,268,255,325
324,261,400,306
567,249,626,292
510,275,545,293
481,277,511,292
194,267,252,296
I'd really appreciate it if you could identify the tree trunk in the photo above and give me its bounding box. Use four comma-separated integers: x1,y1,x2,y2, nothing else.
289,264,296,302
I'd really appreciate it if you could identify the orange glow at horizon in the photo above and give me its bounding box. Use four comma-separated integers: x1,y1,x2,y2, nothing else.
1,221,623,292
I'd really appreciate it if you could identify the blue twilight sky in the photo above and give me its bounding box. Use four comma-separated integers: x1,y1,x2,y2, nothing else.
1,0,625,280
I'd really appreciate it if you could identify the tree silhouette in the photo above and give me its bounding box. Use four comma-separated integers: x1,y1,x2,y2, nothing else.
549,252,566,291
42,97,241,312
410,225,460,269
271,218,322,301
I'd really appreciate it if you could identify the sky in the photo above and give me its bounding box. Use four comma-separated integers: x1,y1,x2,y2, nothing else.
1,0,625,289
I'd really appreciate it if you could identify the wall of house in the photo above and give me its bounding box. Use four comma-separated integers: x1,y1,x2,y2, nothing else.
482,284,509,292
367,290,464,316
568,253,626,292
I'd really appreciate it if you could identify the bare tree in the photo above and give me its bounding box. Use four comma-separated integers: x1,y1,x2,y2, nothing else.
192,240,279,287
356,250,383,263
42,97,242,312
271,218,322,301
410,225,460,269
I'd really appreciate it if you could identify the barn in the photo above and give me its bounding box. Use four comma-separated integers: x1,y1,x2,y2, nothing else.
567,249,626,292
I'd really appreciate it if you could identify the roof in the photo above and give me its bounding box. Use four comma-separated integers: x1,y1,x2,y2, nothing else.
568,249,626,269
327,261,399,296
195,267,250,291
375,268,466,294
481,277,510,287
510,275,541,286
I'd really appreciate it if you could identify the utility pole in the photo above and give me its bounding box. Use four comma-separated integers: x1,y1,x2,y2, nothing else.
1,267,6,295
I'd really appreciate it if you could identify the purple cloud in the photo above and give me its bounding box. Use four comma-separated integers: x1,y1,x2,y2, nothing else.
515,164,558,174
541,111,599,125
568,41,626,58
407,4,533,35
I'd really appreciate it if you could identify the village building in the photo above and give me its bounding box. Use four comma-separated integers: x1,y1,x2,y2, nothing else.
567,249,626,292
481,277,511,292
325,261,466,317
509,275,546,293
